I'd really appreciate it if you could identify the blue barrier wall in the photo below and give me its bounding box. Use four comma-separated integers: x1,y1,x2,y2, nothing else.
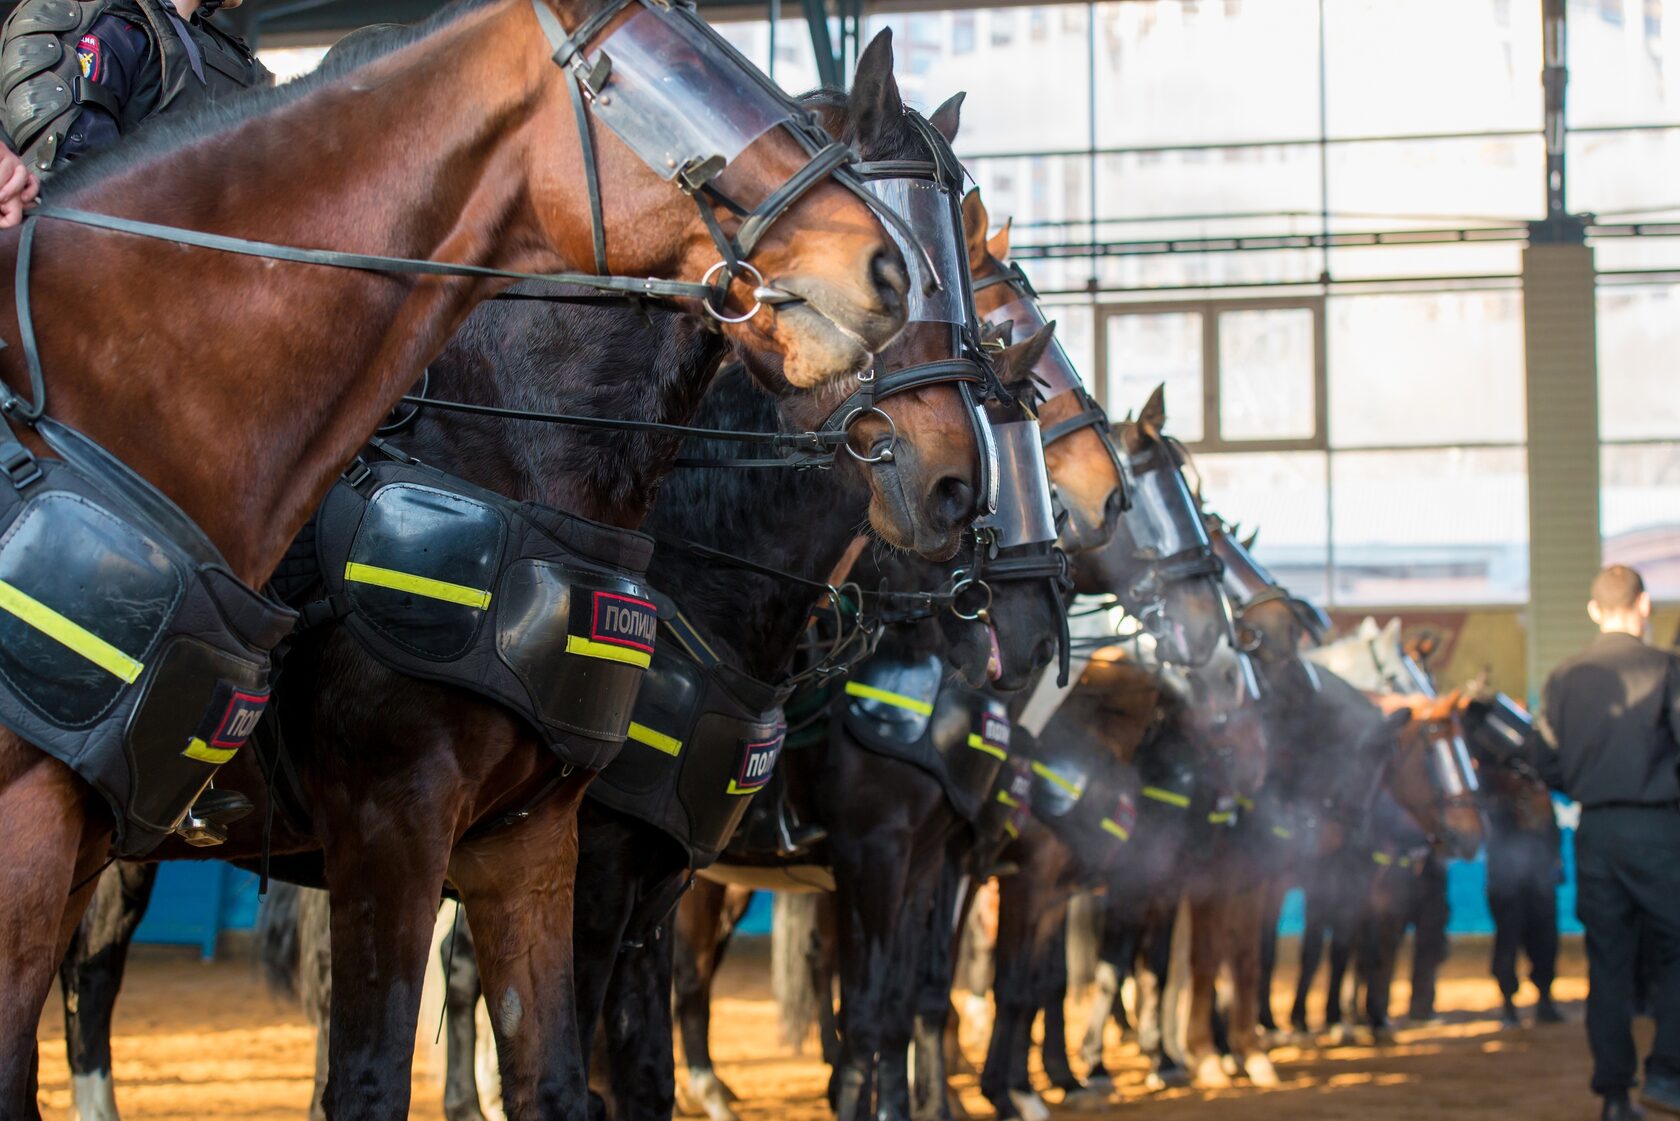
140,827,1582,953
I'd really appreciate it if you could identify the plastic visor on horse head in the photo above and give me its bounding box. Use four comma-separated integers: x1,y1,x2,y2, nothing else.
1464,693,1533,765
976,264,1128,491
1122,435,1220,597
1211,523,1278,606
851,159,1000,515
975,419,1056,549
1428,725,1480,798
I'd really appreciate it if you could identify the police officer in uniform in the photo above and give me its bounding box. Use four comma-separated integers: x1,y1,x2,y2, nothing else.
0,0,269,830
0,0,267,175
1539,565,1680,1120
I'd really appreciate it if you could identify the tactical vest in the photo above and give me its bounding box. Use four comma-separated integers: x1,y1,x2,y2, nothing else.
587,606,791,869
308,445,657,772
1,0,264,172
0,418,294,856
837,650,1011,825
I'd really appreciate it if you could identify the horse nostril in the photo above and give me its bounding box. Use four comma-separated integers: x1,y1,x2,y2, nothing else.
1032,638,1056,670
869,247,907,319
929,475,974,531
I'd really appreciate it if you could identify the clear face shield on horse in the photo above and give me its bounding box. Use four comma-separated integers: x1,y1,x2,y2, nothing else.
973,262,1130,546
966,416,1078,683
538,0,933,320
1209,517,1327,693
1112,435,1234,666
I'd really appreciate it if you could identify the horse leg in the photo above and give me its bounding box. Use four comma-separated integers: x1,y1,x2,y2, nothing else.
0,747,108,1121
295,888,332,1121
440,911,488,1121
1079,912,1137,1085
1226,889,1276,1087
450,780,591,1121
1255,880,1283,1037
1323,910,1355,1045
829,832,915,1121
979,875,1033,1121
1036,920,1081,1095
1290,905,1323,1036
60,862,159,1121
672,877,740,1121
1184,899,1227,1088
602,924,678,1121
910,858,964,1121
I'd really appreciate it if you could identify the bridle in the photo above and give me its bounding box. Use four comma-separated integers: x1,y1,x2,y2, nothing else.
972,259,1128,489
1116,432,1225,622
529,0,937,321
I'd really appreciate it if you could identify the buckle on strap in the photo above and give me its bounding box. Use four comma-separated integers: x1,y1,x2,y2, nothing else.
0,440,40,490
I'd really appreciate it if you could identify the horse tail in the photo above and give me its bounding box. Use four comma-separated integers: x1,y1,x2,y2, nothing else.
255,882,303,1000
296,886,333,1025
1065,891,1101,992
772,892,823,1052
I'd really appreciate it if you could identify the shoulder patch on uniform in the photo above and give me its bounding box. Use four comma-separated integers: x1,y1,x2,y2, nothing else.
77,34,103,82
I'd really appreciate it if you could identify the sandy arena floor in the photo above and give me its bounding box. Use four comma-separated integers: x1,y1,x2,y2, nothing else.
34,934,1609,1120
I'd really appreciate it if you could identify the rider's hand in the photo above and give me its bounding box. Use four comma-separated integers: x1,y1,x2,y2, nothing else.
0,149,40,230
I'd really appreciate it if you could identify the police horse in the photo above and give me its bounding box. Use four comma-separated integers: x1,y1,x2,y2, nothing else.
0,0,939,1115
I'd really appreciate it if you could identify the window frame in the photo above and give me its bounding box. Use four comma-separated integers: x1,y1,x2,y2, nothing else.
1094,295,1328,453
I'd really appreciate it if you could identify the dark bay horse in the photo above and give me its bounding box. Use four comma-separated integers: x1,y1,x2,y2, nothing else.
0,0,916,1113
984,643,1268,1120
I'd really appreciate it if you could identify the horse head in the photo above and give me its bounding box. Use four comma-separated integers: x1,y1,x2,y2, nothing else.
1072,385,1234,666
772,31,985,560
1376,691,1486,860
963,189,1126,554
509,0,910,388
1205,511,1327,701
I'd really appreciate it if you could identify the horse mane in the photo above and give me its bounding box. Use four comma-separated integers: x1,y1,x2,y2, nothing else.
49,0,502,200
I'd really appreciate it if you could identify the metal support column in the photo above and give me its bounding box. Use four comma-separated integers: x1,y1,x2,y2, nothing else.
1524,0,1600,693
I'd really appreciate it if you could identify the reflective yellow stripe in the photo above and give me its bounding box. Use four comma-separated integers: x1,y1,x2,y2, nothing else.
1004,820,1019,839
844,681,934,716
0,578,144,683
627,722,681,757
1101,817,1130,842
183,737,238,765
343,562,491,609
565,635,652,668
1372,851,1393,866
1236,796,1255,811
1271,825,1295,840
1141,785,1190,808
1208,811,1235,824
996,790,1021,809
1031,761,1082,798
967,733,1007,760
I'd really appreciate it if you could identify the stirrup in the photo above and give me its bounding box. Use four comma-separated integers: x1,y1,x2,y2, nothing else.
175,787,254,847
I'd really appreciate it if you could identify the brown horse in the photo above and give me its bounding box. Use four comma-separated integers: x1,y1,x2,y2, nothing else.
0,0,916,1114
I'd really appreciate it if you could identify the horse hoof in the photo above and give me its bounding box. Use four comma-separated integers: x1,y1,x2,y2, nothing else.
1244,1053,1280,1088
1370,1026,1395,1047
686,1071,741,1121
1221,1054,1240,1078
1195,1055,1232,1089
1323,1024,1351,1048
1008,1089,1052,1121
1060,1084,1114,1111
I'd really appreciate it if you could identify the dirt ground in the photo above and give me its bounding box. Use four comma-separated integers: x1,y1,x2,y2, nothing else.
35,934,1612,1121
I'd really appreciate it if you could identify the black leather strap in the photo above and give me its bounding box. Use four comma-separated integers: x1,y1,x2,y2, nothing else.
566,68,609,276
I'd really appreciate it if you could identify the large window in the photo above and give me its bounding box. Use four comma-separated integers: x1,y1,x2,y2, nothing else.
692,0,1680,608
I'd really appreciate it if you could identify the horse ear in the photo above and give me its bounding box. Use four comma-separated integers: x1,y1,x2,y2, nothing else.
929,91,965,144
849,29,903,148
1241,528,1259,551
1138,383,1167,437
962,188,991,272
987,217,1012,260
994,322,1057,396
1359,617,1379,639
1381,617,1402,648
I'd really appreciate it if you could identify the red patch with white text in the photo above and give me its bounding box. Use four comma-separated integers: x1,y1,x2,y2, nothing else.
77,34,103,81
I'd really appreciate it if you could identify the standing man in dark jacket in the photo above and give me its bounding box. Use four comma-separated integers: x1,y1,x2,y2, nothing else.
1539,564,1680,1121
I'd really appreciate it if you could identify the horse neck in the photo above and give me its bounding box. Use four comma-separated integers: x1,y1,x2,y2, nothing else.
400,300,727,527
643,381,867,683
0,2,659,583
